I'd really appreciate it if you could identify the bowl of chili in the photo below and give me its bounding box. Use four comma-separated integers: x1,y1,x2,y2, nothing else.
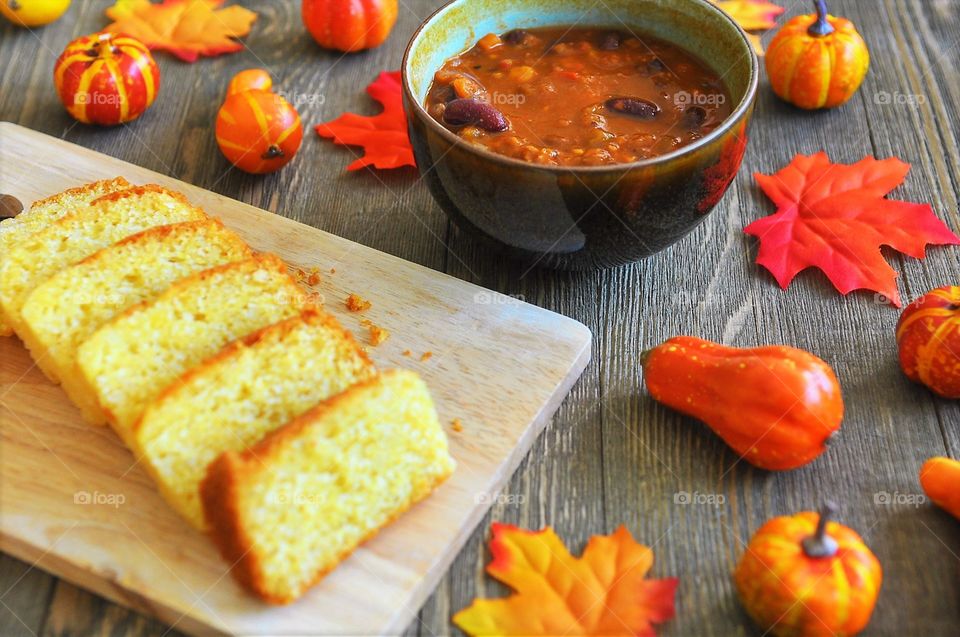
402,0,759,270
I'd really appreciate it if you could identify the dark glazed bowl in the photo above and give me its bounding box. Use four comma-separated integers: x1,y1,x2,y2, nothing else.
402,0,759,270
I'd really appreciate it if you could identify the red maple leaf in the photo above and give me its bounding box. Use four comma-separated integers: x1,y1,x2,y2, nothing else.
745,152,960,307
315,71,415,171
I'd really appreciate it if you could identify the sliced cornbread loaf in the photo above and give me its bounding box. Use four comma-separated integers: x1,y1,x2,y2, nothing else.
18,219,252,424
200,369,456,604
77,254,309,443
135,307,375,529
0,177,130,336
0,184,206,338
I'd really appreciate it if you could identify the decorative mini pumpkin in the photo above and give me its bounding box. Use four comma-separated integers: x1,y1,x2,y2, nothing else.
735,503,882,637
1,0,70,27
920,456,960,520
642,337,843,470
53,32,159,126
765,0,869,109
302,0,398,53
896,285,960,398
215,69,303,174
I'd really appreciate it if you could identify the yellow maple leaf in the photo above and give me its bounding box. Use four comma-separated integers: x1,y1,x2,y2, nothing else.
104,0,257,63
453,524,678,636
711,0,784,55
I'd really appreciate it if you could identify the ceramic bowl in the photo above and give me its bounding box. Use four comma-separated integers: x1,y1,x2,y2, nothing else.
402,0,759,270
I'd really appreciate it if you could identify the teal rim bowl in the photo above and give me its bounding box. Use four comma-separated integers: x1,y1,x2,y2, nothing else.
402,0,759,270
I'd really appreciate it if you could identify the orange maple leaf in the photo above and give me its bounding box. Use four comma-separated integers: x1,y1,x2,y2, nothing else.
710,0,784,55
453,524,678,636
104,0,257,63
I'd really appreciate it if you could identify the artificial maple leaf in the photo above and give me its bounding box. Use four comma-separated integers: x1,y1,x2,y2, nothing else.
745,152,960,307
710,0,784,55
315,71,415,171
453,524,678,636
104,0,257,63
713,0,784,30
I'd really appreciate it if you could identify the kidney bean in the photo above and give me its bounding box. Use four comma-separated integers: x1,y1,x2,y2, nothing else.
599,32,622,50
605,97,660,119
443,98,509,132
503,29,527,45
681,106,708,129
644,58,667,74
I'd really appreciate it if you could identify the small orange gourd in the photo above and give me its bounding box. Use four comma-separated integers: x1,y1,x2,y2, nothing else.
642,336,843,470
735,503,882,637
896,285,960,398
302,0,398,53
920,456,960,520
215,69,303,175
766,0,869,109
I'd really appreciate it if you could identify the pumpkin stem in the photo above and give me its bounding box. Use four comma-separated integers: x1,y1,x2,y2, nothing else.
808,0,835,37
261,145,285,160
802,501,839,558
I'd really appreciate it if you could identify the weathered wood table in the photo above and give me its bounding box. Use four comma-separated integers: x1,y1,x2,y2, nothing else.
2,1,959,635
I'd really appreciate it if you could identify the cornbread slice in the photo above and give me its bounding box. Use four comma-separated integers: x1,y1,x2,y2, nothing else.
77,253,308,443
0,184,206,338
201,369,456,604
18,219,252,424
0,177,130,336
135,308,375,529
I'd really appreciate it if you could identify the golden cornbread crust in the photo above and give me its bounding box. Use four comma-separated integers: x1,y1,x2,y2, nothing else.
200,370,456,604
23,177,131,211
18,218,251,424
130,304,375,528
202,451,451,605
132,306,371,437
0,177,131,336
0,183,207,339
87,183,191,207
80,252,304,438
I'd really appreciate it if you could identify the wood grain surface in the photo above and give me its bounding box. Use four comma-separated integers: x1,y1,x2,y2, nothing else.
0,124,591,635
1,0,959,635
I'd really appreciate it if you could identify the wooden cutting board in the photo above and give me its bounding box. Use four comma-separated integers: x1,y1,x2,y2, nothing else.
0,122,591,635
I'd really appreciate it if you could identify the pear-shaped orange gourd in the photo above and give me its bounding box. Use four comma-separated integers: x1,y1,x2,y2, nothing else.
642,336,843,470
920,456,960,520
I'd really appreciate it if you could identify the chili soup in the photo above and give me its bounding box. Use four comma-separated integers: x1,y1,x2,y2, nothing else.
424,26,733,166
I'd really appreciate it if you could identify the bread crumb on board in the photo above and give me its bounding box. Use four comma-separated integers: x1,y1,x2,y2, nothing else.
451,418,463,432
345,293,372,312
293,267,322,286
367,323,390,346
420,351,433,362
402,349,412,357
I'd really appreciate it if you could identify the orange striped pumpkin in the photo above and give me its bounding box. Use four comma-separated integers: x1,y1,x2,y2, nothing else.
215,73,303,175
896,285,960,398
734,505,882,637
302,0,398,53
53,32,159,126
765,0,869,110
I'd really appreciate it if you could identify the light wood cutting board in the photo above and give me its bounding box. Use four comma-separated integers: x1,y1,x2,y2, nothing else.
0,122,591,635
